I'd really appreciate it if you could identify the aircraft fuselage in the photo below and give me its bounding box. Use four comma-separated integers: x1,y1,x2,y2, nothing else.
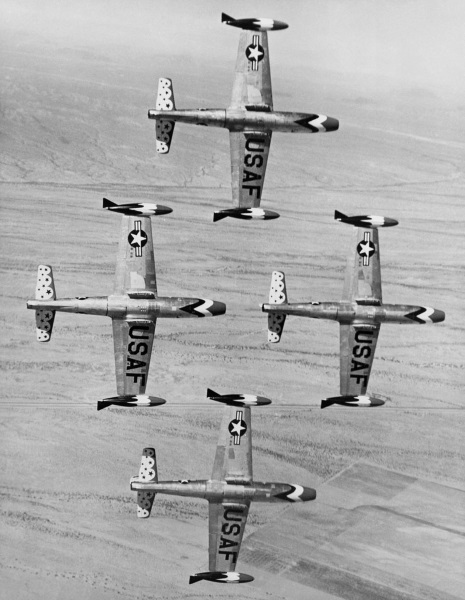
261,301,445,325
27,294,226,319
148,108,339,133
130,478,316,502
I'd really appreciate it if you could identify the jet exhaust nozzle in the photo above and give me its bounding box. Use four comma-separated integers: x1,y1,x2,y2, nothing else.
213,207,280,222
103,198,172,217
334,210,398,229
97,395,166,411
189,571,254,584
321,395,385,409
207,388,272,407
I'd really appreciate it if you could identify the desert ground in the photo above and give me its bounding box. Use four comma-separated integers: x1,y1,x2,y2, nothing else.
1,2,464,599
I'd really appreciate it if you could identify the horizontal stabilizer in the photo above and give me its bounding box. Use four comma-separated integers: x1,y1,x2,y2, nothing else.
321,395,385,409
213,207,279,222
155,77,175,154
334,210,398,229
97,395,166,411
267,271,287,343
103,198,172,217
189,571,254,584
34,265,56,342
134,447,158,518
207,388,271,407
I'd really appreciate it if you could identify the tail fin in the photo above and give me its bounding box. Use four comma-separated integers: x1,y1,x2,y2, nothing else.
267,271,287,343
206,388,219,398
102,198,116,209
221,13,235,23
136,448,158,518
35,265,56,342
155,77,176,154
334,210,346,222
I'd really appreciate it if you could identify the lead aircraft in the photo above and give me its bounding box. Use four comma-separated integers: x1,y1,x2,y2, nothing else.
148,13,339,222
262,211,445,408
26,199,226,409
130,389,316,584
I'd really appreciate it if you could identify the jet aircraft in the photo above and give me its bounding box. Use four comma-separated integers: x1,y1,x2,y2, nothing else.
26,199,226,409
148,13,339,222
130,389,316,584
261,211,445,408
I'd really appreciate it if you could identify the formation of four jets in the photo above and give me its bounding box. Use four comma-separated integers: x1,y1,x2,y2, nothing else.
27,13,445,585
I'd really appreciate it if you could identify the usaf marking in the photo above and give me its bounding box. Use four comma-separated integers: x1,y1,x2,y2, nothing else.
245,35,264,71
228,411,247,445
350,329,374,389
218,505,244,563
242,136,265,200
357,232,375,266
125,323,150,387
128,221,148,257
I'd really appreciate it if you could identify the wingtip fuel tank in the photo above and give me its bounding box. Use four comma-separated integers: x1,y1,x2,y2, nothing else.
334,210,398,228
103,198,173,217
189,571,255,584
97,395,166,411
213,207,280,222
321,395,385,409
221,13,288,31
207,388,272,407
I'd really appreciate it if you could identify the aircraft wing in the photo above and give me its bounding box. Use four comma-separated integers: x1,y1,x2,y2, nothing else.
339,324,381,396
114,215,157,295
342,227,382,304
211,405,253,483
230,30,272,108
230,131,272,208
112,319,155,396
208,499,250,572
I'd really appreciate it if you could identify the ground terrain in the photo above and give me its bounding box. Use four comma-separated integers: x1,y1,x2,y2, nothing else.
1,11,464,600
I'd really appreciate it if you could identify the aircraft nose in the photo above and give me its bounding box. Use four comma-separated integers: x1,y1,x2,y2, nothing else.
324,117,339,132
300,486,317,501
431,309,445,323
371,398,385,407
208,301,226,316
273,20,289,30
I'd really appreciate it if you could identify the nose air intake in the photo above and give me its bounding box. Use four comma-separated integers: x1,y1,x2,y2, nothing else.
324,117,339,132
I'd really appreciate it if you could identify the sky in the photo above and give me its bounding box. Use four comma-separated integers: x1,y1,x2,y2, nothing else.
2,0,465,100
